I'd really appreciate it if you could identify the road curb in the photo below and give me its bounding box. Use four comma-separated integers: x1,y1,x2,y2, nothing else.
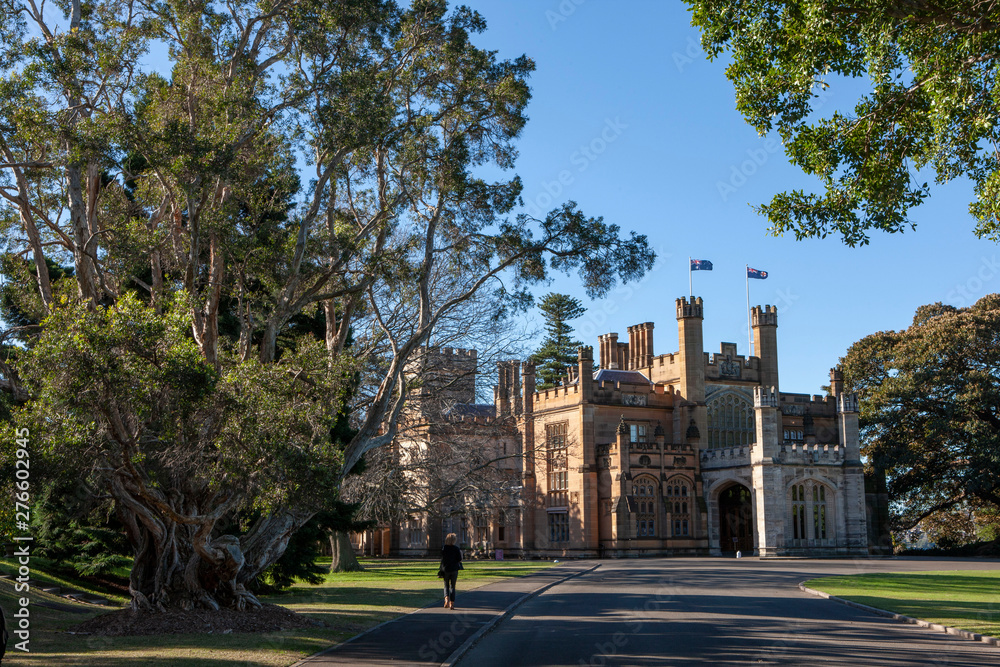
441,563,601,667
798,583,1000,648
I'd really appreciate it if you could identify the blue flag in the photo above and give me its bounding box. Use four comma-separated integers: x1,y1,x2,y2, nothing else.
747,267,768,280
690,259,713,271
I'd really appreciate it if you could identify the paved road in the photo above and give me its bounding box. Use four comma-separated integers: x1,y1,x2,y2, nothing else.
457,557,1000,667
295,562,597,666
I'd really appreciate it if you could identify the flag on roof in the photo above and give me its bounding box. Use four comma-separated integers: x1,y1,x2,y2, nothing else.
747,267,768,280
690,259,713,271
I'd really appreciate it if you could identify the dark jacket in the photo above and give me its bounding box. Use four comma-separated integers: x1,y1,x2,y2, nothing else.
441,544,463,572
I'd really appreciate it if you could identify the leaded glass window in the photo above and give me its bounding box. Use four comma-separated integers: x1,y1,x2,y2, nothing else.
707,391,756,447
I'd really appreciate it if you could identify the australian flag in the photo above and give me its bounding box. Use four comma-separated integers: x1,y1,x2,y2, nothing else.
747,267,768,280
690,259,713,271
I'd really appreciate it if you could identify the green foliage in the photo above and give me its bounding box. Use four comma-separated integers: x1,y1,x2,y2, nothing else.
920,505,978,550
531,293,586,390
842,294,1000,529
19,292,352,516
0,0,656,608
250,397,372,592
688,0,1000,245
31,480,131,578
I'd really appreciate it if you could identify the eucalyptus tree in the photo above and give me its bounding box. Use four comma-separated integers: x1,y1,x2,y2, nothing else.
687,0,1000,246
0,0,652,611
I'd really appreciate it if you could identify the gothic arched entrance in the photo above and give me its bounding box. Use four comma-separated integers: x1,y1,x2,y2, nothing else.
718,484,753,553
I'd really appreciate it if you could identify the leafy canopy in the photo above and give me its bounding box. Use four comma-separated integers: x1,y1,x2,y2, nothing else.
687,0,1000,245
842,294,1000,529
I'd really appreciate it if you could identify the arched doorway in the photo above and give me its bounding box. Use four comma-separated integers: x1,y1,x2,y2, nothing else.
718,484,753,553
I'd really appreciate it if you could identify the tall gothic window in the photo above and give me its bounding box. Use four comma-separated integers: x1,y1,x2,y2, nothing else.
813,486,827,539
792,484,807,540
666,478,691,536
634,477,658,537
790,481,832,544
707,391,756,448
546,422,569,507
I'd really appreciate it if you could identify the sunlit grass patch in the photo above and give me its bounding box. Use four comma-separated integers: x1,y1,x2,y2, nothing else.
805,570,1000,637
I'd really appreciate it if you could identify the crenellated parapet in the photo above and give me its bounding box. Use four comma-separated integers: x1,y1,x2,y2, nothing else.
754,385,778,408
590,379,674,408
676,296,704,320
777,441,845,464
700,445,752,469
779,392,838,417
750,304,778,328
406,345,479,416
837,393,859,414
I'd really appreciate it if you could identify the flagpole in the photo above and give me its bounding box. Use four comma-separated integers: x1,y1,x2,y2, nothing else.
746,264,752,356
689,257,692,298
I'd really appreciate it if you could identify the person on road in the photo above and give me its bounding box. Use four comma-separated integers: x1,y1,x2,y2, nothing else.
440,533,463,609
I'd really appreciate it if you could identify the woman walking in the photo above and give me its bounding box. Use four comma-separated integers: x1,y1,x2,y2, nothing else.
440,533,463,609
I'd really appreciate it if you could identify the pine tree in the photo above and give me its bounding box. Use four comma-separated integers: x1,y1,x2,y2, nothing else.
532,293,586,390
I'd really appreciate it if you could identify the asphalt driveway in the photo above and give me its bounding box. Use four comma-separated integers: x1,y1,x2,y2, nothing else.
456,557,1000,666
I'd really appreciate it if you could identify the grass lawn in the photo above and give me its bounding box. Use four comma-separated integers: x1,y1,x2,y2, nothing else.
0,556,555,666
804,570,1000,637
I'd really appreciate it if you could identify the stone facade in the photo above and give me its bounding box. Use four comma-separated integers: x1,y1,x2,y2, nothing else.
390,296,873,558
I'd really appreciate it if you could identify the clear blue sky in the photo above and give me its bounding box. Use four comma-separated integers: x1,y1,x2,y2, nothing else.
462,0,999,394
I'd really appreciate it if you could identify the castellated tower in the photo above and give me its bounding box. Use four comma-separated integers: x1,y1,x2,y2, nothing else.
751,305,779,394
407,346,478,417
751,385,784,557
838,392,869,552
676,297,704,402
676,297,706,447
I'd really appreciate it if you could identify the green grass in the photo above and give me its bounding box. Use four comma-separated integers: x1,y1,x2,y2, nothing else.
805,570,1000,637
0,556,130,604
0,556,555,666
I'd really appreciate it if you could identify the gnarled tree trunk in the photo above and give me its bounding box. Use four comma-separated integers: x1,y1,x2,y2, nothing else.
329,530,364,573
113,476,311,611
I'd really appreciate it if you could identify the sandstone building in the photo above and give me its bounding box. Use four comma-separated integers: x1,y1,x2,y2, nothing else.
387,296,877,558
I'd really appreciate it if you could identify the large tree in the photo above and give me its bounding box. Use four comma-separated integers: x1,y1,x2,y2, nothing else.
687,0,1000,246
531,292,585,390
841,294,1000,531
0,0,653,612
